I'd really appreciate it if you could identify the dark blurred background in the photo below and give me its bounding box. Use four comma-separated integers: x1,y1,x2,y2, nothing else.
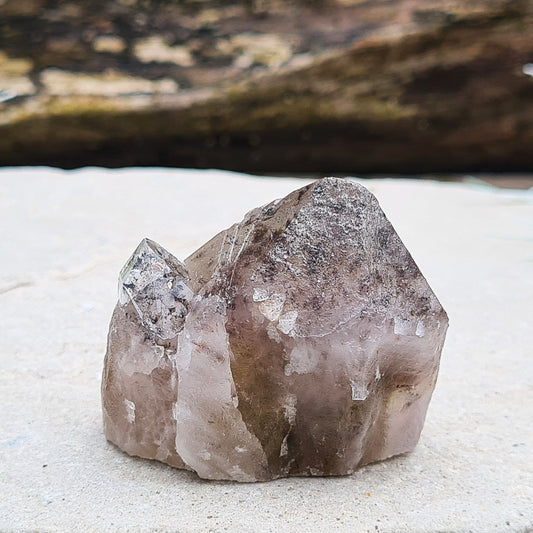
0,0,532,176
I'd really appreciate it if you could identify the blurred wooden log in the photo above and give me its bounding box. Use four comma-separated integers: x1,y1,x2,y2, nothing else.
0,0,532,172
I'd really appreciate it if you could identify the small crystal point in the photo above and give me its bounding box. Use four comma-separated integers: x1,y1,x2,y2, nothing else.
102,238,193,469
102,178,448,481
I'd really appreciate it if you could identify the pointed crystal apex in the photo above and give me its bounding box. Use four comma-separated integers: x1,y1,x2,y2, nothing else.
118,238,194,339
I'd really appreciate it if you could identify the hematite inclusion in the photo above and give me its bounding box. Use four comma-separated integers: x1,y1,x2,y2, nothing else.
102,177,448,482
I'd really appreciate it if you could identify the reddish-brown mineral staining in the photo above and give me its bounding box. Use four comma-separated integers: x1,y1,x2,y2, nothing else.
102,178,448,481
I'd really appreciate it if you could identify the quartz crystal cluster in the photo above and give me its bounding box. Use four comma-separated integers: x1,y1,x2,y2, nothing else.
102,178,448,482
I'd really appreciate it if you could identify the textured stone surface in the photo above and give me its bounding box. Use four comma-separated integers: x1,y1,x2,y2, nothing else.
0,0,532,172
102,177,448,481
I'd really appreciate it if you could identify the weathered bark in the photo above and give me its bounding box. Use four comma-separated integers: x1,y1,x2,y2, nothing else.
0,0,532,172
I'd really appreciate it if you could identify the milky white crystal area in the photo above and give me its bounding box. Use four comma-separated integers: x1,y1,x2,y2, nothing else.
102,177,448,482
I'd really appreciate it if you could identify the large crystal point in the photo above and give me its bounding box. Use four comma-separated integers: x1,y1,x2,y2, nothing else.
102,178,448,481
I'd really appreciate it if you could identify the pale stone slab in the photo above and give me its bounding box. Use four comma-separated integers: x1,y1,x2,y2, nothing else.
0,168,531,530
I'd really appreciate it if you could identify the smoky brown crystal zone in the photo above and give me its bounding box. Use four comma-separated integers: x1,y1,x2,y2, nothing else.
102,177,448,482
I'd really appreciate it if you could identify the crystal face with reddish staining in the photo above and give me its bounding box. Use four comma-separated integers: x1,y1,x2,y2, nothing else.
102,178,448,482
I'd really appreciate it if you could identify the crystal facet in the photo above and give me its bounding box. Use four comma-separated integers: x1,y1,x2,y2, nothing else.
102,178,448,481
